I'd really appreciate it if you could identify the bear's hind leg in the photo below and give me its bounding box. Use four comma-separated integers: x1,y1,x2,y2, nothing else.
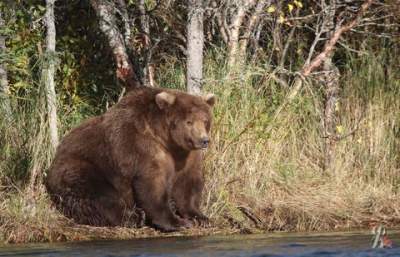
48,159,134,227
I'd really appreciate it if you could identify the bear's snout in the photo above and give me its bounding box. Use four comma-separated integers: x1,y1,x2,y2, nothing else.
199,137,210,148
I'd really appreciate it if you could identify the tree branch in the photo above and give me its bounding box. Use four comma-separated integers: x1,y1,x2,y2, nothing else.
301,0,373,76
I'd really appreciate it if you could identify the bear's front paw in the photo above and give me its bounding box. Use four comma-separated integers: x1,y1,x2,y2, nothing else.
189,212,211,228
153,222,181,232
152,216,189,232
197,215,211,228
176,216,193,229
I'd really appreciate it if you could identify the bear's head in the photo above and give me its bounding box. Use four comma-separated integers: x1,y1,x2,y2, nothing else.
155,91,215,151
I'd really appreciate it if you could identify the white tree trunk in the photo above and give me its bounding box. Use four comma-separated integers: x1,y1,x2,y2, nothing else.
139,0,155,87
239,0,270,58
187,0,204,95
0,10,10,118
212,1,229,44
227,4,245,68
227,0,256,68
116,0,131,47
44,0,59,152
322,0,340,172
90,0,140,88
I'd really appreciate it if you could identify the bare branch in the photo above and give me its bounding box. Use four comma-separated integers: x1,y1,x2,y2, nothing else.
237,206,262,228
302,0,374,76
279,8,300,68
304,7,329,66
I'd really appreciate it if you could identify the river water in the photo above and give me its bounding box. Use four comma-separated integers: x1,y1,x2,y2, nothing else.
0,231,399,257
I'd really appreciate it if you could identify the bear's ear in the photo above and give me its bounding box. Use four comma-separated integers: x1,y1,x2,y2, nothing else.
203,93,216,107
155,92,176,110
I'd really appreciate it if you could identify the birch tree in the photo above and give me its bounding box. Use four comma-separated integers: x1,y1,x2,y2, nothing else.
226,0,256,68
0,9,10,118
212,0,270,68
43,0,59,151
138,0,155,87
90,0,141,89
238,0,271,58
320,0,340,172
187,0,204,94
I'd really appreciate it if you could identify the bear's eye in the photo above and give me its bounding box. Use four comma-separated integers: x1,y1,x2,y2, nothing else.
186,120,193,126
205,120,210,130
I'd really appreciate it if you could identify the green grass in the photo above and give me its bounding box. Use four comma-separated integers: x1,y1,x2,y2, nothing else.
1,51,399,243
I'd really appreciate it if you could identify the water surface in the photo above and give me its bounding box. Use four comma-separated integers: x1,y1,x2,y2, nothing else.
0,231,399,257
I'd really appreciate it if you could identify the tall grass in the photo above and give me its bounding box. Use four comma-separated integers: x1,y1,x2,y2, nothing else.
0,50,399,243
199,51,400,231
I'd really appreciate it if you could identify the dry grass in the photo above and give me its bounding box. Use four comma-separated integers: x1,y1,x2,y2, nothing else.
201,54,400,232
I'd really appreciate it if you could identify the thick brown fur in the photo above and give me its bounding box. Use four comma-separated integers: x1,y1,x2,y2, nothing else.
45,87,215,232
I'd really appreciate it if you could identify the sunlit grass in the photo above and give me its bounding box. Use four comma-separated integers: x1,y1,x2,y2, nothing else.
200,51,400,231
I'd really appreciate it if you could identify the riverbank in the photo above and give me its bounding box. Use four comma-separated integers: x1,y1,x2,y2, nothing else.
0,189,244,244
1,186,399,244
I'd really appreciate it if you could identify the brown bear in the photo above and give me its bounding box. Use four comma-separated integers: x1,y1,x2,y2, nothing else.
45,86,215,232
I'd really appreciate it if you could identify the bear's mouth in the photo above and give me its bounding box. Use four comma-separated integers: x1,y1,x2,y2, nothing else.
185,138,204,150
185,138,195,149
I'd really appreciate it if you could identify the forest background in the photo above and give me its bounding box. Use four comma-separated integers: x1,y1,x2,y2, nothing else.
0,0,399,243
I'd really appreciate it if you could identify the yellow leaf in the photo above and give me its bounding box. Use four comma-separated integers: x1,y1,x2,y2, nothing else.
278,14,285,24
357,137,362,144
266,5,276,13
336,125,344,134
294,0,303,8
288,4,294,12
13,81,28,89
335,102,340,112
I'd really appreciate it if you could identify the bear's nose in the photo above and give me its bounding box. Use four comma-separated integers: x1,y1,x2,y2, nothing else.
200,137,210,148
